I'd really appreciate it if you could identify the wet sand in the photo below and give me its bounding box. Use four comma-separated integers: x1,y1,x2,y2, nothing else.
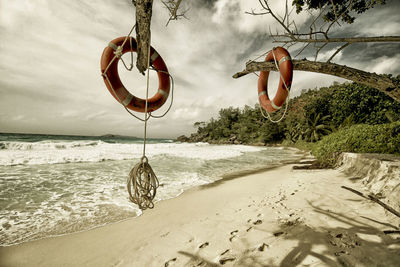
1,164,399,266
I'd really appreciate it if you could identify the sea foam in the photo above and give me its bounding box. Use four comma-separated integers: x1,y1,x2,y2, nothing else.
0,141,263,166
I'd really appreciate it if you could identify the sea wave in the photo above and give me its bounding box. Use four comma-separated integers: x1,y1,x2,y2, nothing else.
0,144,304,246
0,141,265,166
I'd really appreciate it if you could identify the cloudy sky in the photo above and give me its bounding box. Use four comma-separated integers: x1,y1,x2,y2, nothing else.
0,0,399,138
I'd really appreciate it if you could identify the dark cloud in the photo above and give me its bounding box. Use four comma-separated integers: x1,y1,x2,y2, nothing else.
235,33,272,63
194,0,218,10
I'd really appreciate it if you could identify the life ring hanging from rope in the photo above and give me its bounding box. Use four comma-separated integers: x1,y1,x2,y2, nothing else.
258,47,293,113
101,36,170,113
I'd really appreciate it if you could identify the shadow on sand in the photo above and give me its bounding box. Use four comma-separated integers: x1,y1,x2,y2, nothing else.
174,201,400,266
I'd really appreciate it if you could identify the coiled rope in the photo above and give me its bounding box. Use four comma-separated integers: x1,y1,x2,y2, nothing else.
102,23,174,210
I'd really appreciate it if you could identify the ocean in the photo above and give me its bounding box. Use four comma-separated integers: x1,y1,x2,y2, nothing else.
0,133,304,246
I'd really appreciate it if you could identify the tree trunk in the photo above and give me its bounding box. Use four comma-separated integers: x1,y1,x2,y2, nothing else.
136,0,153,74
233,60,400,102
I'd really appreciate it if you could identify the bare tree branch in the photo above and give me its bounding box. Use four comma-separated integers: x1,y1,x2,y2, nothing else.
271,35,400,44
315,42,328,61
327,42,349,62
162,0,188,26
341,186,400,219
247,0,400,60
232,59,400,102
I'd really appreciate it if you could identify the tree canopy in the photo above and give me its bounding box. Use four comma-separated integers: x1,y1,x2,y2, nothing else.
293,0,387,23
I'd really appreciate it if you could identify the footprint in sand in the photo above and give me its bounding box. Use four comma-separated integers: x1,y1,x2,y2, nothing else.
220,249,230,256
229,230,239,242
164,257,177,267
199,242,209,248
258,243,269,251
219,256,236,265
253,219,263,225
273,231,285,237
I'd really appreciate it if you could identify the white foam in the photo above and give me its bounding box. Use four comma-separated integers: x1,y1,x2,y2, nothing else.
0,141,264,166
0,144,304,246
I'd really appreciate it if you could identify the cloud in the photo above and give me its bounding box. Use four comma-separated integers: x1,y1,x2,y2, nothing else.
0,0,399,138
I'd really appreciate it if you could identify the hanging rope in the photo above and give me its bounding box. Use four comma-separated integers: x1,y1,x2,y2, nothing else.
126,31,159,210
258,48,291,124
101,23,175,210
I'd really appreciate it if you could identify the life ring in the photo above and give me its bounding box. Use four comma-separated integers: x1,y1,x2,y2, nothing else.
101,36,170,113
258,47,293,113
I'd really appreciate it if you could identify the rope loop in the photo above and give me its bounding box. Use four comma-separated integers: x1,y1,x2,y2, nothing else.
140,155,148,164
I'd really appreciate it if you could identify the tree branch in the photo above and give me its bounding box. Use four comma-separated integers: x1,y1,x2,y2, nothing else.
232,60,400,102
136,0,153,74
271,35,400,44
162,0,188,26
341,186,400,218
327,42,349,63
249,0,400,60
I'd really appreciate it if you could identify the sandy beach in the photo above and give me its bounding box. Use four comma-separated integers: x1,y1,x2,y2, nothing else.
1,162,399,267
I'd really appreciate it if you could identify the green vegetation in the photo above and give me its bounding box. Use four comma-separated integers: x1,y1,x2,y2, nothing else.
183,80,400,166
312,122,400,165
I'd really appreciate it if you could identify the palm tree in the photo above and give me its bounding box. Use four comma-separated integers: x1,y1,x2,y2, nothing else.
304,113,333,142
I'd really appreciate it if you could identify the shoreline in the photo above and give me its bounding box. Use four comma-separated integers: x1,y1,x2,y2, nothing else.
1,160,399,266
0,151,308,248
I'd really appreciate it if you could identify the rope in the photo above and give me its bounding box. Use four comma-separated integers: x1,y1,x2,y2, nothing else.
101,23,175,210
148,68,175,119
126,156,159,210
126,31,159,210
258,48,291,124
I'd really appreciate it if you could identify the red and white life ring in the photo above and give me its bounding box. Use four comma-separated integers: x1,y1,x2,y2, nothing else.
101,36,170,113
258,47,293,113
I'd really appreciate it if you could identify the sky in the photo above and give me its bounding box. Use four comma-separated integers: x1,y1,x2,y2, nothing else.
0,0,399,138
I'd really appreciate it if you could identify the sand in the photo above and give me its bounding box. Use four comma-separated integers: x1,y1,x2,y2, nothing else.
1,164,399,266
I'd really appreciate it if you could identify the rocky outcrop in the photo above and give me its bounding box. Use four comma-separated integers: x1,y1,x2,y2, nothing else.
337,153,400,216
176,135,190,142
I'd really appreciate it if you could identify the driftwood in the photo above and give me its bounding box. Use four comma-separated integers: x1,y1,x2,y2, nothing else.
233,60,400,102
383,230,400,235
341,186,400,218
135,0,153,74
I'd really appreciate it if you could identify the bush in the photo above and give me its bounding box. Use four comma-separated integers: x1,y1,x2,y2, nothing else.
312,121,400,165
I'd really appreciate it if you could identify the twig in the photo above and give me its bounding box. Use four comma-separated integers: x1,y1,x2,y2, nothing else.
383,230,400,235
341,186,400,219
162,0,188,26
327,42,349,62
